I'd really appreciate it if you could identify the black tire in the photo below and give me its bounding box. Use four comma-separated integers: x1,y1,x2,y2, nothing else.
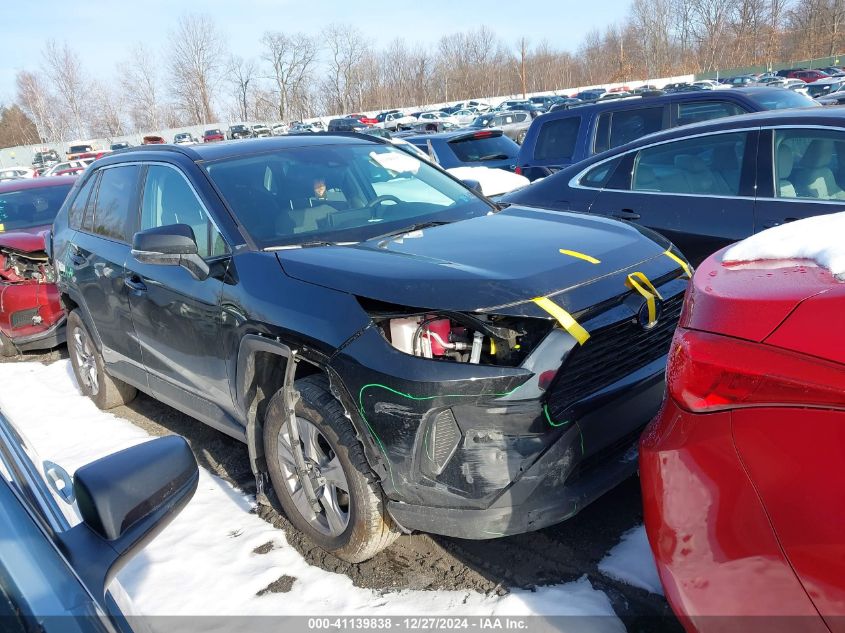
67,310,136,410
264,374,399,563
0,332,18,358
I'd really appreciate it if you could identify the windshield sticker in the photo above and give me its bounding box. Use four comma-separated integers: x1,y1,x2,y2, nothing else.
369,151,420,175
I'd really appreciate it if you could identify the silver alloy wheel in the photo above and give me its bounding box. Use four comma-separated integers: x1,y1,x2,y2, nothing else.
72,326,99,395
276,416,351,537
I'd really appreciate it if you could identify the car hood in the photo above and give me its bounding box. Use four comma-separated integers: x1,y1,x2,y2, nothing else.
0,226,49,252
276,206,672,315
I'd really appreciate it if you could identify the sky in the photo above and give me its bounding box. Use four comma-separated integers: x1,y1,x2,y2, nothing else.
0,0,630,103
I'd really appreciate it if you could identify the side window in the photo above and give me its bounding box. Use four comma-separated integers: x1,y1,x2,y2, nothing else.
534,116,581,161
67,174,97,229
678,101,747,126
632,132,749,196
90,165,140,242
608,107,664,150
141,165,227,258
774,128,845,200
80,172,101,233
594,113,611,154
579,156,624,189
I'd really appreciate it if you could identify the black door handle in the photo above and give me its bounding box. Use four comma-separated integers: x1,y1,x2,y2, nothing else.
612,209,641,221
124,275,147,293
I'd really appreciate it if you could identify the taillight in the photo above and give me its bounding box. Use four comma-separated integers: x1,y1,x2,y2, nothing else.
668,328,845,413
514,166,523,175
473,131,494,139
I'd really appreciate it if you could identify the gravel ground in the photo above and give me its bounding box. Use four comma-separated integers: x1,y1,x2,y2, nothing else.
4,347,680,631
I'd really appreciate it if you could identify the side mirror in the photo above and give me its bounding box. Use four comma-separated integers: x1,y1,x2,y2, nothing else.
131,224,209,281
58,436,198,599
461,179,484,194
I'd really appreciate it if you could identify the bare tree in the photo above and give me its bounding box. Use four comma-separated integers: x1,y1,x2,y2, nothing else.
168,13,226,124
321,24,370,114
261,31,318,122
119,44,165,132
88,81,126,138
228,55,257,121
42,40,88,139
15,70,60,142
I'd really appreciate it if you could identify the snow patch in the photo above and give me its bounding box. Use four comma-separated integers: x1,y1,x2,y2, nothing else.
598,526,663,596
447,166,530,196
0,360,623,627
723,212,845,277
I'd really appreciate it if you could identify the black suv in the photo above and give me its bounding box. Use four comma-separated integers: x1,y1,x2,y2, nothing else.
516,87,819,180
227,124,254,140
51,134,690,561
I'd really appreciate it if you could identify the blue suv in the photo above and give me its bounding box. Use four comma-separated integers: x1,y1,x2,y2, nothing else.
516,87,818,180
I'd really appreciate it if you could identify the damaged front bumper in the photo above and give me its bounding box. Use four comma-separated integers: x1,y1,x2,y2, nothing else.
329,278,685,539
386,356,665,538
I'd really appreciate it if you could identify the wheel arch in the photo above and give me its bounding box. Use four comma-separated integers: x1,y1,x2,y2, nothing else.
235,335,387,495
60,291,103,352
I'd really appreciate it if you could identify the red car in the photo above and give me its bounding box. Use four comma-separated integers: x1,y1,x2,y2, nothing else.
788,69,830,83
0,176,76,356
203,128,225,143
641,240,845,631
347,113,379,125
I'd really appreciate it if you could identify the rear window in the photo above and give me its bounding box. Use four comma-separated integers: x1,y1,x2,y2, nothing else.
0,184,74,232
677,101,747,125
579,157,623,189
447,133,519,163
533,117,581,161
745,90,819,110
594,107,664,154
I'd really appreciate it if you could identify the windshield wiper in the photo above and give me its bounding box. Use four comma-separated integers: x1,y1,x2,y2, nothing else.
371,221,451,243
266,240,353,251
478,153,510,160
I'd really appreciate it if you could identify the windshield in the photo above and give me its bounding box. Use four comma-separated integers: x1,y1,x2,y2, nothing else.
204,143,491,248
746,89,819,110
69,145,91,153
0,184,73,232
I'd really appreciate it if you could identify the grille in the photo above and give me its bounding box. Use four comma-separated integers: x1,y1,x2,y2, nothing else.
546,292,683,422
11,308,39,330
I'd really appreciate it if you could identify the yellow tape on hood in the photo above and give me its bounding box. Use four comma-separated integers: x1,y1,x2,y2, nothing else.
532,296,590,345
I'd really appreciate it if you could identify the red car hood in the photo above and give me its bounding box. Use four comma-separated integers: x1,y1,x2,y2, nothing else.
683,247,839,342
0,226,49,253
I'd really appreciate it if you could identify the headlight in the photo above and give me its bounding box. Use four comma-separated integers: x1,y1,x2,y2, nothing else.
358,298,552,366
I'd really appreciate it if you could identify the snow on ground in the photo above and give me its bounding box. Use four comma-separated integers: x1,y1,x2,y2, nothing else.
0,360,625,630
446,166,530,196
723,211,845,277
599,526,663,596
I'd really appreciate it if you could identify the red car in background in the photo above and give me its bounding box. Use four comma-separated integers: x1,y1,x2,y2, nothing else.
347,113,379,125
788,69,830,82
0,176,76,356
641,233,845,632
203,128,225,143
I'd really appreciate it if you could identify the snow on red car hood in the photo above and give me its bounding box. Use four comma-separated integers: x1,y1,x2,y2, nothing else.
684,247,839,342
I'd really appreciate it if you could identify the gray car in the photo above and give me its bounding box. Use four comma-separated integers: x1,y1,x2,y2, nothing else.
468,110,532,144
0,408,197,631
